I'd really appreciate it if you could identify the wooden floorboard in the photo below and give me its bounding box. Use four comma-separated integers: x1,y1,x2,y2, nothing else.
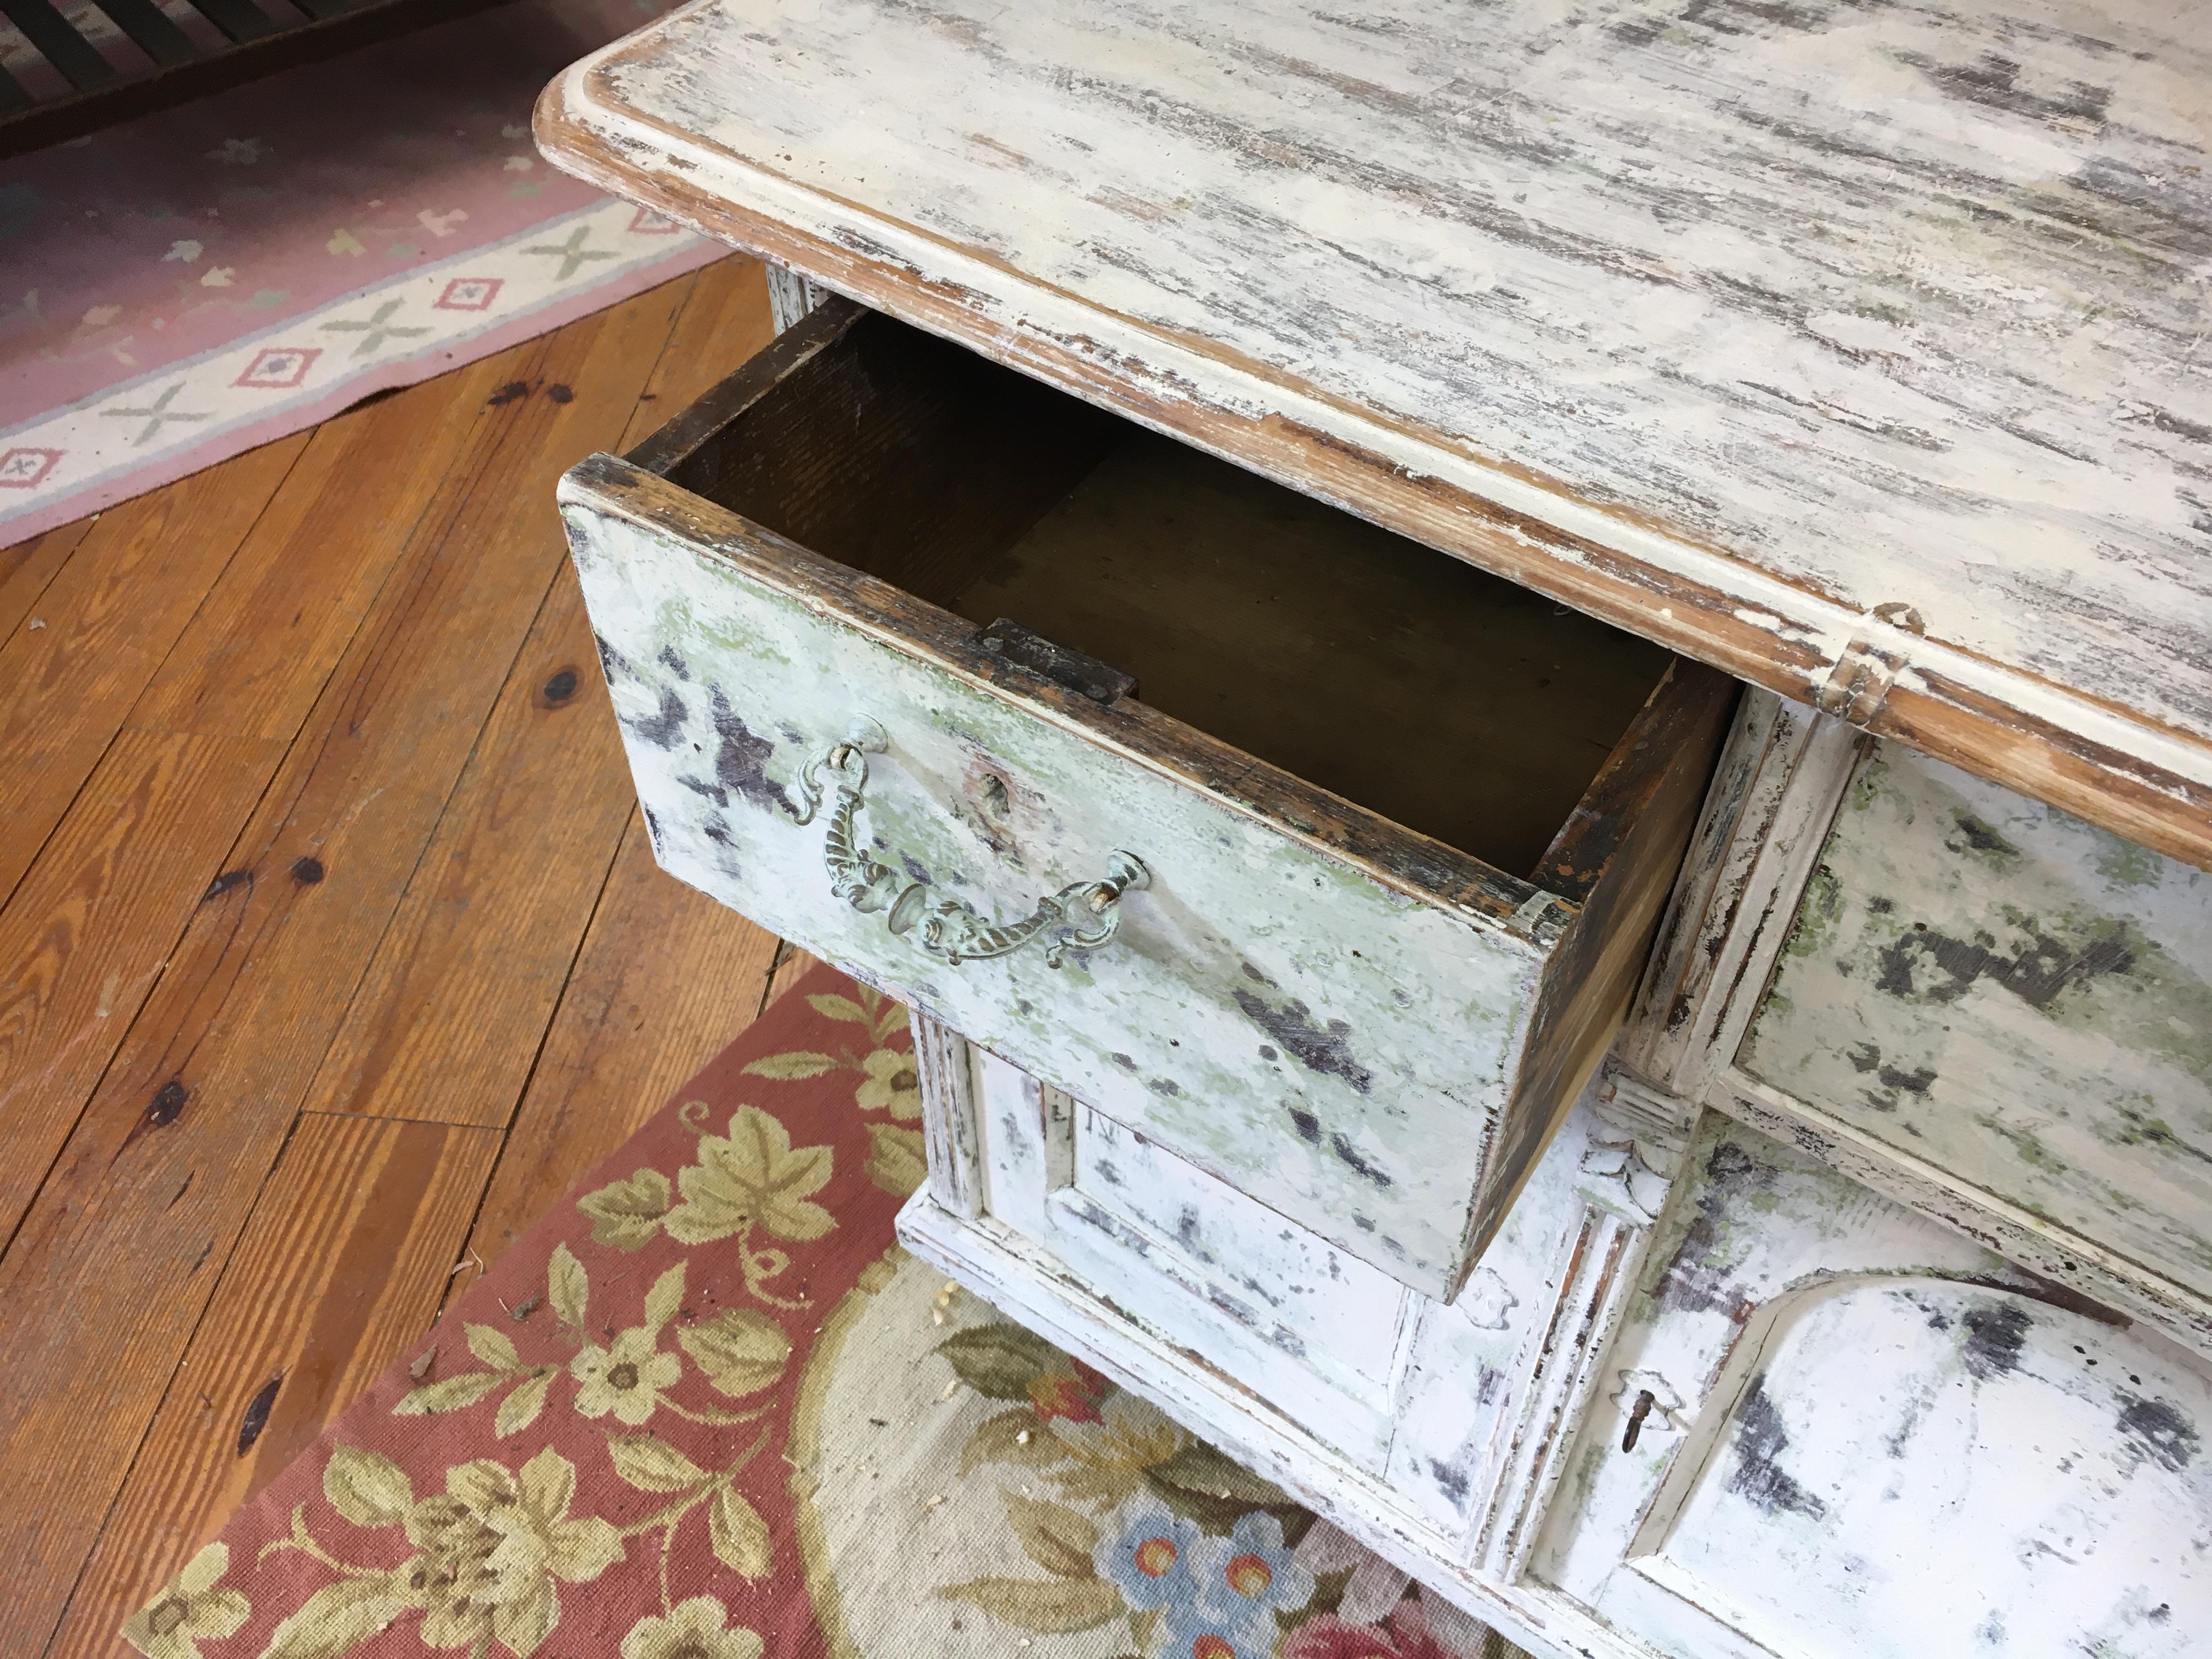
0,515,91,645
0,255,784,1657
0,437,308,905
295,257,779,1132
294,560,640,1127
43,1113,505,1659
453,811,781,1283
0,729,285,1243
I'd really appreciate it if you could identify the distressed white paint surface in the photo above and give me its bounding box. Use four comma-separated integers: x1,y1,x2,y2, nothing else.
561,493,1550,1297
1637,1280,2207,1657
544,0,2212,825
1534,1116,2212,1659
1740,742,2212,1302
900,1063,1686,1659
1068,1102,1409,1396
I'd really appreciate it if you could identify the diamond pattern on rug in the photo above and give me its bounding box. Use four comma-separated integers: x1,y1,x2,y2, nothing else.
124,968,1531,1659
0,0,724,549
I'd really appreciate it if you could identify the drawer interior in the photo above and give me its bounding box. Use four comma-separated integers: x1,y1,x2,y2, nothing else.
647,309,1675,882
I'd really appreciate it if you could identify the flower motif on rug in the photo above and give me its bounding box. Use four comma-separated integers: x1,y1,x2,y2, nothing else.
928,1318,1498,1659
121,969,1522,1659
121,1543,250,1659
742,988,921,1121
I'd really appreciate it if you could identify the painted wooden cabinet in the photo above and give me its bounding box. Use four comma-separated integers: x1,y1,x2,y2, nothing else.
560,299,1734,1302
537,4,2212,1655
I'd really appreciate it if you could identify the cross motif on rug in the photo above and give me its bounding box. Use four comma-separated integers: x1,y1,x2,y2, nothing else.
318,298,432,359
100,382,212,447
525,224,620,281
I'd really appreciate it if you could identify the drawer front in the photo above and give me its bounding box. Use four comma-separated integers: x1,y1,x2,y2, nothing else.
1533,1116,2212,1659
1738,743,2212,1302
1062,1103,1410,1403
564,473,1547,1298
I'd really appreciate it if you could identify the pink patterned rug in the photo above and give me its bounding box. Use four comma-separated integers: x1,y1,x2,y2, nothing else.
121,966,1531,1659
0,0,721,546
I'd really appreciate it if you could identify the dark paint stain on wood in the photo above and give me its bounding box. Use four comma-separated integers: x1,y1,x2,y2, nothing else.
1428,1458,1470,1501
1328,1131,1393,1189
1229,979,1373,1094
1653,1139,1767,1319
1727,1374,1828,1520
2116,1394,2199,1472
706,687,793,816
487,381,533,407
1287,1107,1322,1145
546,383,574,404
539,667,580,706
623,684,689,750
236,1374,281,1455
201,868,251,903
1899,50,2113,128
289,856,324,884
1875,918,2137,1012
1944,810,2022,863
1960,1301,2032,1380
1843,1040,1938,1109
592,629,631,681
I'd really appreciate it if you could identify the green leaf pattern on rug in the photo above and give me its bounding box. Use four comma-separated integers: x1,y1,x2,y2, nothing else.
122,1542,251,1659
864,1121,926,1199
244,1446,624,1659
742,987,918,1121
395,1251,791,1438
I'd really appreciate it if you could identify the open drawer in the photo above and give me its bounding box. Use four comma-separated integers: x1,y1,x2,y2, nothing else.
558,298,1734,1300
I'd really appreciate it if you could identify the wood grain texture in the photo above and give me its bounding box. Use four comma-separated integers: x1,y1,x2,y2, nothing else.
0,514,88,645
0,437,305,901
538,0,2212,868
295,255,778,1131
125,366,506,743
452,810,780,1273
0,289,689,1656
294,564,639,1127
41,1113,501,1659
0,729,283,1242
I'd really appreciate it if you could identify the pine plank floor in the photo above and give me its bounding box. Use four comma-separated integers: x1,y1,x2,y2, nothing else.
0,255,812,1657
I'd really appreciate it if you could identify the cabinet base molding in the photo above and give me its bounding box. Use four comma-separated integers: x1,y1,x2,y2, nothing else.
896,1195,1639,1659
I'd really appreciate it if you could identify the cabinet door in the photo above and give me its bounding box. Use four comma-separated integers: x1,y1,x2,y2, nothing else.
1531,1117,2212,1659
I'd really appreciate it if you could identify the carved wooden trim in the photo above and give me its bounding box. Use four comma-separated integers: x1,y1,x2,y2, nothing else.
763,263,830,334
1812,603,1925,727
911,1009,983,1219
1617,691,1820,1088
1714,1067,2211,1357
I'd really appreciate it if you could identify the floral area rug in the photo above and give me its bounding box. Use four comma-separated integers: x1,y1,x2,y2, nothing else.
124,966,1532,1659
0,0,721,546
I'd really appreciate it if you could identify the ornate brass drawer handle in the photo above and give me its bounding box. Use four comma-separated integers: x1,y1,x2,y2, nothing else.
790,718,1149,968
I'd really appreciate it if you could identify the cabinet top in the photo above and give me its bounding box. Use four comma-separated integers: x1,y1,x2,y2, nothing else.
537,0,2212,865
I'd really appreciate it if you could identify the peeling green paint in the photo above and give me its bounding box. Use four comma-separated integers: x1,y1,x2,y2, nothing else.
1743,742,2212,1302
